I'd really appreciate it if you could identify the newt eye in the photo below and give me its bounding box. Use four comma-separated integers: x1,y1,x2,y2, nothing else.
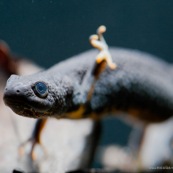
33,82,48,98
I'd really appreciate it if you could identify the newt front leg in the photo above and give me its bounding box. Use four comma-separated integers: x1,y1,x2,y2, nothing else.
18,118,47,160
86,25,116,101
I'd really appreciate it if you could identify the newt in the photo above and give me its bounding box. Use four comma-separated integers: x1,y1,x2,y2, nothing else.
3,26,173,160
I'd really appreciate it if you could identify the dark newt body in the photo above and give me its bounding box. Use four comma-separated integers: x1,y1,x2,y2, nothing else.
3,48,173,123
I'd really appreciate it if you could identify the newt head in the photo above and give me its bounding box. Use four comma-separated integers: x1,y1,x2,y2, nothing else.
3,72,75,119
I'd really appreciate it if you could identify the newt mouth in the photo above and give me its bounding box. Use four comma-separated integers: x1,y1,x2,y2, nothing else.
4,97,47,118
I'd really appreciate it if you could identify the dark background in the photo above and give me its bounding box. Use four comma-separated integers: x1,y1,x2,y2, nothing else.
0,0,173,167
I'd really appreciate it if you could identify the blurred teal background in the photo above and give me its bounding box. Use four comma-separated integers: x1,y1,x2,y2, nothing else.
0,0,173,167
0,0,173,65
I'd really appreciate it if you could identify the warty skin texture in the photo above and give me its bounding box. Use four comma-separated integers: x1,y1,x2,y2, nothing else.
3,48,173,122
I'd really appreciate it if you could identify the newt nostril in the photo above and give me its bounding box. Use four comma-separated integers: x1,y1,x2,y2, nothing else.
16,90,20,93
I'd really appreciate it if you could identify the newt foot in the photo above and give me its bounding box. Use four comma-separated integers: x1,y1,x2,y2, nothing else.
89,25,117,70
18,136,47,160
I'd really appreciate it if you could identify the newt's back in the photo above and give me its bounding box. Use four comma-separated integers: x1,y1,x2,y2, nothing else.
51,48,173,122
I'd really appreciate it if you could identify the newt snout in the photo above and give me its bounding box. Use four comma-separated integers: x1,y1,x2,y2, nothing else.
4,74,22,94
4,75,23,104
4,74,33,115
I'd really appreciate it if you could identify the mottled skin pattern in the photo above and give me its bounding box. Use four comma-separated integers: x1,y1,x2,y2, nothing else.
3,48,173,123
